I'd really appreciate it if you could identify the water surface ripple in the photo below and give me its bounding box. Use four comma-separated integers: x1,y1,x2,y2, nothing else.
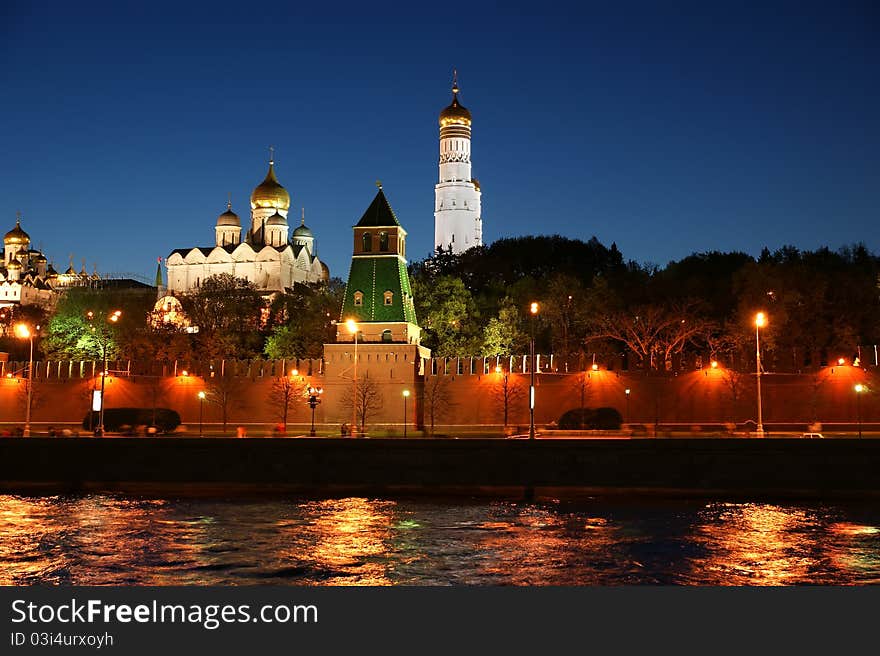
2,496,879,585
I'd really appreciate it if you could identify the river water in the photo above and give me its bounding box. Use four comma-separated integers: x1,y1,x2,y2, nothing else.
1,495,879,585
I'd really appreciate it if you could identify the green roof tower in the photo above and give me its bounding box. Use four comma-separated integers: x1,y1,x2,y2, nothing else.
336,186,422,345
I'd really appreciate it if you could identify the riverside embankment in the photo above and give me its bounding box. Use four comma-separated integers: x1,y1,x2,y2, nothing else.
2,437,880,499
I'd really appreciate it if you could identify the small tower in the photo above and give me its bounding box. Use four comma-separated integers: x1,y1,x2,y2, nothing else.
434,72,483,254
291,208,316,255
249,147,290,247
338,186,420,344
215,199,242,247
4,214,30,264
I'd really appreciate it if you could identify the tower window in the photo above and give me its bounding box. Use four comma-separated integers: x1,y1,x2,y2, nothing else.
383,291,393,306
382,329,392,342
379,232,388,251
354,291,364,306
362,232,372,252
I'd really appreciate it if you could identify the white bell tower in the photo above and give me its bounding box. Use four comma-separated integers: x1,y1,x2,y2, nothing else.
434,72,482,254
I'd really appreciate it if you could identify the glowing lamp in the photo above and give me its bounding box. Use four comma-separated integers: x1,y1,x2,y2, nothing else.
345,319,358,334
591,364,599,371
530,302,539,315
14,323,30,339
711,360,718,369
855,384,865,393
838,358,846,366
755,312,766,328
403,389,410,398
197,391,206,400
180,370,189,377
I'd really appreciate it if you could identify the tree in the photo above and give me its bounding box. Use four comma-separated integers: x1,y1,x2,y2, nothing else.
481,297,528,356
206,375,246,432
411,275,481,356
720,368,748,424
269,374,308,432
570,371,593,428
264,279,345,359
586,301,712,370
341,374,384,433
180,274,265,359
423,376,454,436
490,368,527,429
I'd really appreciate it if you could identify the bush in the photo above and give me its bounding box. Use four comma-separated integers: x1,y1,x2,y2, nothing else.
558,406,623,430
82,407,181,434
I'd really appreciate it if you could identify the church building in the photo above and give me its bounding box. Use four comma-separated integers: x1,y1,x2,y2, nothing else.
434,73,483,255
165,151,329,295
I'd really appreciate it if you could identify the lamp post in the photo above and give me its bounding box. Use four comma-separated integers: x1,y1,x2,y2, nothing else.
308,386,323,436
625,388,631,425
402,389,410,437
755,312,766,438
14,324,34,437
346,318,358,436
88,309,121,437
855,384,865,439
529,302,539,440
198,390,206,436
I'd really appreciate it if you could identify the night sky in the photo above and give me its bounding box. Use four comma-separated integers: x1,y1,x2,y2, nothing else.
2,1,877,283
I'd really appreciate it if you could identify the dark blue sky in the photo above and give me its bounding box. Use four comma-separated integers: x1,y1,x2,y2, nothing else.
2,1,877,283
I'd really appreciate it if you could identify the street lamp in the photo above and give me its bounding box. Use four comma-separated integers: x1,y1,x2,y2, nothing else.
308,386,323,436
197,390,206,436
89,309,122,437
855,384,866,439
625,388,631,424
402,389,410,437
755,312,766,438
529,301,539,440
14,323,34,437
346,318,358,436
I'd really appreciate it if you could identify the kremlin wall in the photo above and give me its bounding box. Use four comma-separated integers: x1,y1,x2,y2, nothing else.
0,356,874,434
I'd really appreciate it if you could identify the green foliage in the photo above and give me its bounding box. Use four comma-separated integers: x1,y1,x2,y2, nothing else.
263,278,345,359
481,297,527,356
412,275,482,356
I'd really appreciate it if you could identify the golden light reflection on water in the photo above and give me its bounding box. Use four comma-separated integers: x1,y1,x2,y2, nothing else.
2,496,880,585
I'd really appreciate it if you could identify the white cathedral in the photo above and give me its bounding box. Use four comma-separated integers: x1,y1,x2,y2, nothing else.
165,153,329,295
434,73,483,255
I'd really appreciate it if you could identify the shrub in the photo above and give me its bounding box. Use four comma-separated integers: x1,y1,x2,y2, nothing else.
82,407,181,434
558,406,623,430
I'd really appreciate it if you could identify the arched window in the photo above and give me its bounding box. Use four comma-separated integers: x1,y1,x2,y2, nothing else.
379,232,388,251
362,232,372,252
354,291,364,306
382,329,392,343
383,291,393,306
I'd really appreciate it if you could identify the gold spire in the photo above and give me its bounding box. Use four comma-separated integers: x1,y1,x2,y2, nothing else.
269,145,274,165
452,68,459,95
439,70,471,126
301,207,305,226
376,179,382,190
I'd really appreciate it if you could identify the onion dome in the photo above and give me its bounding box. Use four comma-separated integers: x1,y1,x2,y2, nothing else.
439,76,471,125
266,210,287,226
293,223,313,238
7,258,21,269
250,156,290,211
34,253,47,263
46,264,58,276
4,219,30,245
216,200,240,226
320,261,330,281
65,264,76,275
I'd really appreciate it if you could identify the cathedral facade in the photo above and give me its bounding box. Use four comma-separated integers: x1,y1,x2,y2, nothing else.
434,74,483,255
1,215,97,309
165,154,329,295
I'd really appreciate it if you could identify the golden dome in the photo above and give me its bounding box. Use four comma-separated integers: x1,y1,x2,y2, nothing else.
216,200,240,227
4,219,30,245
250,160,290,211
439,75,471,126
7,259,21,269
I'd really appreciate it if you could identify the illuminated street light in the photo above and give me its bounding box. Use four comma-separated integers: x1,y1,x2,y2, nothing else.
529,302,539,439
197,390,206,436
838,358,846,366
346,318,358,436
308,386,323,437
711,360,719,369
624,388,631,424
855,384,866,439
402,389,410,437
14,323,34,437
755,312,766,438
88,309,122,436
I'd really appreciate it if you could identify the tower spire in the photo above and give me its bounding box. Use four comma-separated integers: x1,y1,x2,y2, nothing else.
301,207,305,226
15,210,21,226
227,192,232,210
269,145,274,166
452,68,459,95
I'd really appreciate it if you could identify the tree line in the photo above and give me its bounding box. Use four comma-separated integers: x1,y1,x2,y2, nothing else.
2,237,878,374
